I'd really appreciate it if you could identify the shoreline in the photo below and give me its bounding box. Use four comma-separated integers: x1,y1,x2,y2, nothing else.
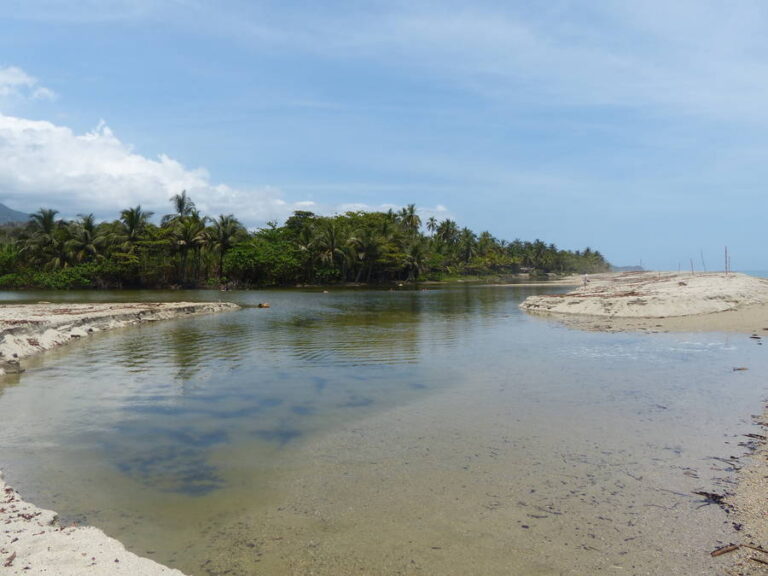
1,471,186,575
0,302,239,374
1,301,238,575
521,271,768,573
520,271,768,334
724,407,768,574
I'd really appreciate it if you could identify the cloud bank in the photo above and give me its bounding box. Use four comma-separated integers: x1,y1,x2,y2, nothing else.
0,110,447,227
0,113,308,224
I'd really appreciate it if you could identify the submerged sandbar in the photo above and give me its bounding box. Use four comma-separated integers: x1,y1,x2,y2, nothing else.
0,301,237,575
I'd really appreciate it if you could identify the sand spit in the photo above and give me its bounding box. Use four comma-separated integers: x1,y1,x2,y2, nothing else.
0,471,186,576
0,301,239,374
520,271,768,333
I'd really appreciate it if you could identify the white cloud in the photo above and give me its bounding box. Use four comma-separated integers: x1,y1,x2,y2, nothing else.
0,66,56,101
0,113,314,225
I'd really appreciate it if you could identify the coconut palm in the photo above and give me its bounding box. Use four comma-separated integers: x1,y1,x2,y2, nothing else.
66,213,105,263
398,204,421,236
173,214,208,285
457,227,477,264
316,220,348,278
402,239,426,281
162,190,197,226
348,227,382,282
207,214,246,279
426,216,438,236
25,208,66,269
294,225,318,283
117,205,153,252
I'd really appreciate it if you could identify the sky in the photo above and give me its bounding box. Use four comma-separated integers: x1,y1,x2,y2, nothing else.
1,0,767,270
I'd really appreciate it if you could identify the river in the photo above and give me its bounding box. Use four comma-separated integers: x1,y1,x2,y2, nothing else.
0,284,765,574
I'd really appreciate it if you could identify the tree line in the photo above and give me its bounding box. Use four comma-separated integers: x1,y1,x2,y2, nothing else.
0,193,610,289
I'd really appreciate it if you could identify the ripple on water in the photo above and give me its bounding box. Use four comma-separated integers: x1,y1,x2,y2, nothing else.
0,286,766,575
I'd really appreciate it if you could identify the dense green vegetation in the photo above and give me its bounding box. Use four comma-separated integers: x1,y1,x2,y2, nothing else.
0,193,609,289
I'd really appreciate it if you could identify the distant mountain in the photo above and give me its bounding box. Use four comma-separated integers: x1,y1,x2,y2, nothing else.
0,203,30,224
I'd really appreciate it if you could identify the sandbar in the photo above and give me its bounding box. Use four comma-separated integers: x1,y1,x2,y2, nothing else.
520,271,768,333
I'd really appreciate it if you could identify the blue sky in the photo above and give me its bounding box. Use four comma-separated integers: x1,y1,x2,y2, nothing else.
1,0,767,270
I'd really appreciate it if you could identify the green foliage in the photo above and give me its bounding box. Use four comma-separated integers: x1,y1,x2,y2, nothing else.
224,234,302,286
0,196,611,289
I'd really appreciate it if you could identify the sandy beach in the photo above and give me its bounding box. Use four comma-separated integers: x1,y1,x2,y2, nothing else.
0,301,237,576
521,271,768,334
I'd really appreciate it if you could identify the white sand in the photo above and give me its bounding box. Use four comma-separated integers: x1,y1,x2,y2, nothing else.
520,271,768,333
0,471,186,575
0,301,239,575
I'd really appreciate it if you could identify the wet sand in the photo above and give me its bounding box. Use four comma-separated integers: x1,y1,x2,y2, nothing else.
521,271,768,574
189,358,751,575
4,282,768,575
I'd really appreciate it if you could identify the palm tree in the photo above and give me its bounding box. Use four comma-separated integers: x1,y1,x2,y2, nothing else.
398,204,421,236
436,219,459,247
316,220,347,278
426,216,438,236
294,225,317,283
66,213,104,263
162,190,197,226
26,208,64,269
207,214,245,279
117,205,153,252
457,227,477,264
403,239,426,281
173,214,208,285
348,227,382,282
29,208,59,238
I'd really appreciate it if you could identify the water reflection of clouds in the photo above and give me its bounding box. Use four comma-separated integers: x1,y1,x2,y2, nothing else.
0,287,568,507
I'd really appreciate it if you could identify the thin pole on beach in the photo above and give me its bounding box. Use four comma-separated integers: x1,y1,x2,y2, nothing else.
724,246,729,276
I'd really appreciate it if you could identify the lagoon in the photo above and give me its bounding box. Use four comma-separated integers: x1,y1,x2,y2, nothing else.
0,284,765,574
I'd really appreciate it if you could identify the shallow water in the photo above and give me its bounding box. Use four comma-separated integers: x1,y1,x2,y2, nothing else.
0,285,767,574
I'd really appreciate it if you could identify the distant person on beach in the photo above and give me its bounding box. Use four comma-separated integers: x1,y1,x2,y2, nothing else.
583,274,589,287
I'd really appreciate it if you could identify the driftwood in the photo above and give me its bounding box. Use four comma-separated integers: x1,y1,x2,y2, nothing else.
742,544,768,555
711,544,739,557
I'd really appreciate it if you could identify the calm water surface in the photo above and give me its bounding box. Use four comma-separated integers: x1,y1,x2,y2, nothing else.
0,285,767,575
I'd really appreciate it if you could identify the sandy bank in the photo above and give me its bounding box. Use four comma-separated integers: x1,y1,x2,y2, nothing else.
520,271,768,333
1,471,187,575
0,301,239,374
